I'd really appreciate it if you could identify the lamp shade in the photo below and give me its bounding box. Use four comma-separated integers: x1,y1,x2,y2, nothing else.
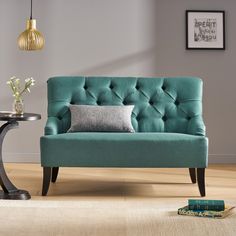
18,19,45,50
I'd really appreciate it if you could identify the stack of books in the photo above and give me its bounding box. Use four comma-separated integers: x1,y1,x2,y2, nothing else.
178,199,235,218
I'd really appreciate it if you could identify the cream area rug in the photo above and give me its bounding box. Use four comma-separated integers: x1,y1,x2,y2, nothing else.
0,199,235,236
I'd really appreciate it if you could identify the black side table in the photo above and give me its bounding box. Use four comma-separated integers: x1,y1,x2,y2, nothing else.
0,112,41,200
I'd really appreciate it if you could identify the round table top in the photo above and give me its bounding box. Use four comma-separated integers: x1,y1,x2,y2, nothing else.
0,111,41,122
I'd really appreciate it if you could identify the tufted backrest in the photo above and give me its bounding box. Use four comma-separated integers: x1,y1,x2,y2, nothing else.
47,76,205,135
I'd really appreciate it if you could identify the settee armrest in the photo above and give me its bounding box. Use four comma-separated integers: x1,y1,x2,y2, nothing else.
44,117,62,135
187,116,206,136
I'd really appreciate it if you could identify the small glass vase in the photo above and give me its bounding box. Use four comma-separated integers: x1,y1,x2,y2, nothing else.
13,99,24,115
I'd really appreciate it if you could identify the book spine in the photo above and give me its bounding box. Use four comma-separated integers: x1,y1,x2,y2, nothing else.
178,208,223,218
188,199,225,211
178,206,235,219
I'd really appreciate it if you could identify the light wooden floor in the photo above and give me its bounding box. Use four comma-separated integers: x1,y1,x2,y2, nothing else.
1,164,236,236
4,163,236,200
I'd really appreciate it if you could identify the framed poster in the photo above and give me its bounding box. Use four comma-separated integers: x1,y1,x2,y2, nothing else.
186,10,225,50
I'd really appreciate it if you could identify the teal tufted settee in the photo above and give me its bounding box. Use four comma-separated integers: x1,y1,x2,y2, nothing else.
40,76,208,196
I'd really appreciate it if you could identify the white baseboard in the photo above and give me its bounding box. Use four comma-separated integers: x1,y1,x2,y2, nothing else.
3,153,40,163
208,154,236,164
3,153,236,164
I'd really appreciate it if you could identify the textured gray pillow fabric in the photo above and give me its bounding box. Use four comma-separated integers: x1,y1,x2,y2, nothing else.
68,105,135,132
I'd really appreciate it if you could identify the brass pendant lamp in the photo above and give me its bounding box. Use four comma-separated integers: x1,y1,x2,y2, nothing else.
18,0,45,50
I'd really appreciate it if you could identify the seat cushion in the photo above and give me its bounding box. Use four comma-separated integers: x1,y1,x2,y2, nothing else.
40,133,208,168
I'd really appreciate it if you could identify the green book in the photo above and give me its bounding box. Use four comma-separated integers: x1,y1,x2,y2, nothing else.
178,206,235,219
188,199,225,211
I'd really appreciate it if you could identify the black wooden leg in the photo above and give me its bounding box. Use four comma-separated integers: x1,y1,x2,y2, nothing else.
51,167,59,183
0,121,31,200
197,168,206,197
42,167,51,196
189,168,196,184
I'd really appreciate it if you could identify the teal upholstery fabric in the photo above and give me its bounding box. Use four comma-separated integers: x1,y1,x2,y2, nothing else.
46,76,205,135
41,133,208,167
41,76,208,168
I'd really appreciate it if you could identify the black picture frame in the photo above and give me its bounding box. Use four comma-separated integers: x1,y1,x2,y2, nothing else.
186,10,225,50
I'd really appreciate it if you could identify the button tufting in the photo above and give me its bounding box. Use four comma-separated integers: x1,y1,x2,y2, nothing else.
109,84,114,89
161,85,166,90
135,84,140,90
174,100,179,106
97,101,101,105
162,115,167,121
149,100,154,105
123,101,128,105
187,116,191,120
84,84,88,90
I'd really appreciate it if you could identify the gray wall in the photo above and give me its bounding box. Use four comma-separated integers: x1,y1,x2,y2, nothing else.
0,0,235,163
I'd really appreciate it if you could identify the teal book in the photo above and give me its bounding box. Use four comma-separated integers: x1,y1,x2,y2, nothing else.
188,199,225,211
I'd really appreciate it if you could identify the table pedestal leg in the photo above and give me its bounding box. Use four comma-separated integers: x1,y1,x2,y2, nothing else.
0,121,31,200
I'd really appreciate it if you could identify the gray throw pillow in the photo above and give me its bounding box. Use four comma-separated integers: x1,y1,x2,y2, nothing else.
68,105,135,132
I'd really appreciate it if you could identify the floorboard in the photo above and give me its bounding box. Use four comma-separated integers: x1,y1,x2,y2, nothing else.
4,163,236,200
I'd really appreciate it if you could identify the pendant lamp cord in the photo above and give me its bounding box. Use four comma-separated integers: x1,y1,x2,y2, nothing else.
30,0,33,19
